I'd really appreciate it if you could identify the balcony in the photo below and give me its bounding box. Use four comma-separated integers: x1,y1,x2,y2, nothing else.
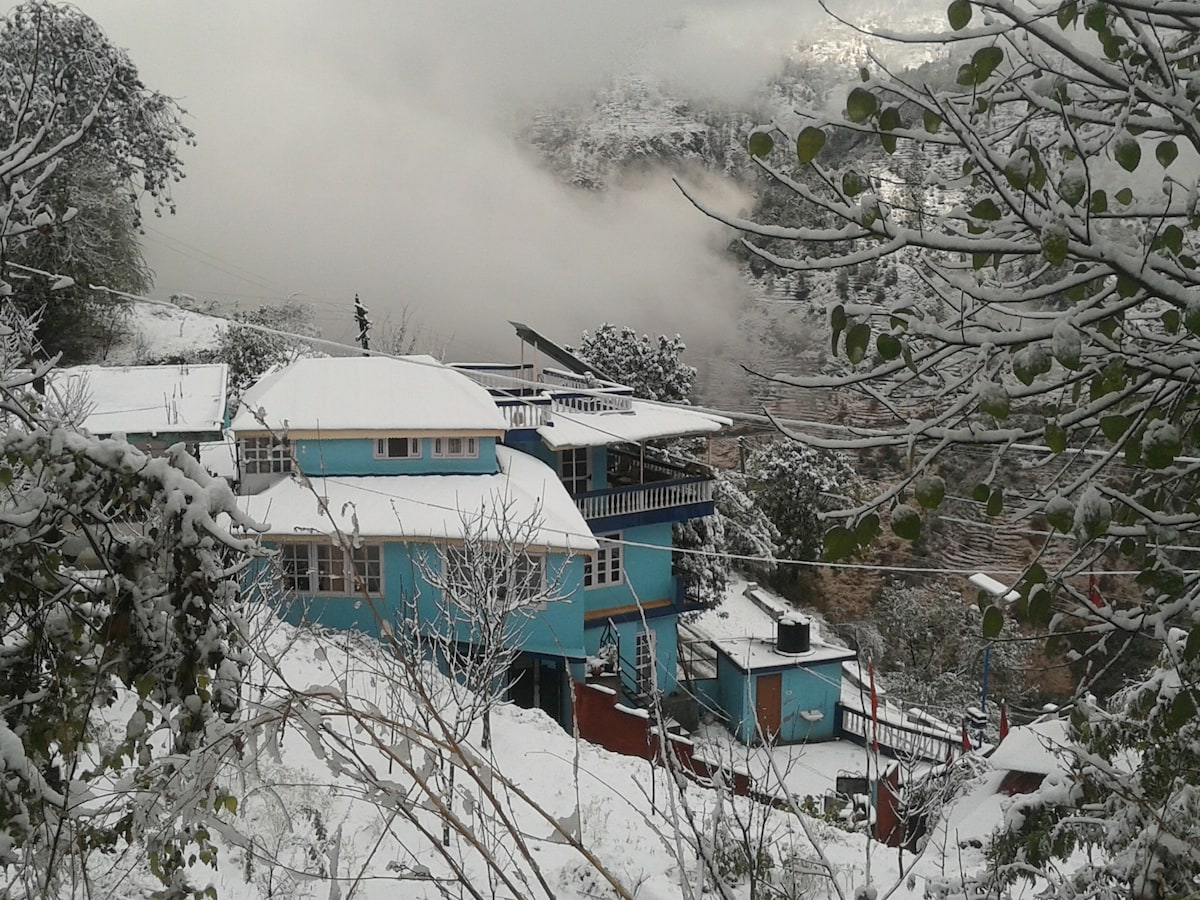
573,449,715,529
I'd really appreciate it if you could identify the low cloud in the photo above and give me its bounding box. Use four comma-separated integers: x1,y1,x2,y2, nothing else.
77,0,814,357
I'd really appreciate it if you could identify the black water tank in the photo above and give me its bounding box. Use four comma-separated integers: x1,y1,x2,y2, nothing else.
776,614,811,655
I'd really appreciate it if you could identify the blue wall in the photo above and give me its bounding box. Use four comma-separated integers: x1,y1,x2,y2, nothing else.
260,540,585,661
715,656,845,745
582,520,675,616
583,614,679,695
294,437,499,476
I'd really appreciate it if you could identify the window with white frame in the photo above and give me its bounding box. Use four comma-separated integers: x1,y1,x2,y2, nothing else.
277,542,381,595
432,436,479,459
242,436,292,474
559,447,589,494
374,437,421,459
443,545,545,603
584,533,622,588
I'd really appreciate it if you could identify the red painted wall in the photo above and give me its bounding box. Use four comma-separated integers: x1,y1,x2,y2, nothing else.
573,681,751,795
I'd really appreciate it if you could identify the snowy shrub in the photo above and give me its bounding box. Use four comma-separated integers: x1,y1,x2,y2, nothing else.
574,323,697,403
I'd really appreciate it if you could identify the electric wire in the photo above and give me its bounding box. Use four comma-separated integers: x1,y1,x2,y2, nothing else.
8,259,1196,578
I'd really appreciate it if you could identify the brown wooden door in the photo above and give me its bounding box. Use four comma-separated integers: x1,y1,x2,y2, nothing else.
754,673,782,742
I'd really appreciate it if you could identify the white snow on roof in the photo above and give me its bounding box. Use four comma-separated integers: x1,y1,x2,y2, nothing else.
230,356,507,433
710,635,856,671
49,364,228,437
537,399,730,449
238,446,597,552
987,717,1071,775
199,434,238,480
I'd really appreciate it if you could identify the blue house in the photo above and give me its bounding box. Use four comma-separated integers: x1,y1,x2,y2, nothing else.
232,344,735,731
232,355,598,726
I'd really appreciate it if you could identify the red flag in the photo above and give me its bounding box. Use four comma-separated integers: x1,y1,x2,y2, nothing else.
868,661,879,753
962,722,971,752
1088,574,1103,608
999,700,1009,743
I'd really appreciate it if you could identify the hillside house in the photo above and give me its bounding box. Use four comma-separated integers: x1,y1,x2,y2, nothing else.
48,363,229,454
232,347,737,729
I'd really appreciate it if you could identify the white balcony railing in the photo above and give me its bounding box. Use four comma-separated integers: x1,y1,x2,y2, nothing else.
574,478,713,521
495,399,552,429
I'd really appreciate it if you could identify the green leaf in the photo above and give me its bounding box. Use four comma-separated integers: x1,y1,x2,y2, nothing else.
986,486,1004,517
1045,422,1068,453
876,333,902,360
948,0,973,30
855,513,881,544
1028,583,1052,625
972,483,990,503
1045,496,1074,532
915,476,946,509
845,322,871,364
795,127,826,164
970,197,1003,221
0,467,10,488
979,384,1010,419
1184,627,1200,662
1042,227,1069,266
1115,187,1134,205
982,605,1004,639
830,304,847,332
1057,174,1086,206
972,46,1004,82
879,106,902,132
748,132,774,158
859,66,870,82
1165,691,1197,729
823,526,859,561
1114,133,1141,172
889,503,922,540
1056,0,1078,28
923,110,942,133
846,87,878,123
1089,189,1107,214
1157,224,1184,256
972,252,991,269
1163,308,1181,333
956,63,977,86
1099,414,1129,441
1155,140,1179,168
842,170,866,197
881,132,897,155
1084,2,1108,31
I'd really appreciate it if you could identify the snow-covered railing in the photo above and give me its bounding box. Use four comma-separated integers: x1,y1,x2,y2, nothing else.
836,704,958,763
453,363,535,393
551,391,634,413
574,477,713,522
540,367,615,391
494,398,552,429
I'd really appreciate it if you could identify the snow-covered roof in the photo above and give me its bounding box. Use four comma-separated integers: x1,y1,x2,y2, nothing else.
199,434,238,480
49,364,228,438
711,635,856,672
230,356,507,434
237,445,597,552
537,399,730,449
987,717,1071,775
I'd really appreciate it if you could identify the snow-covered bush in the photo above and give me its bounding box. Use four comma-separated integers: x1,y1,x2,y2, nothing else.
575,323,697,403
742,438,855,575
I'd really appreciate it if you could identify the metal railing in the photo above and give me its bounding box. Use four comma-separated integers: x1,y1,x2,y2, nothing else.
574,477,713,521
837,704,957,762
607,446,709,486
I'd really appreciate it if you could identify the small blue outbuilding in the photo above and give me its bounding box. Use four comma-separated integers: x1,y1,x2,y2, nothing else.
709,614,856,745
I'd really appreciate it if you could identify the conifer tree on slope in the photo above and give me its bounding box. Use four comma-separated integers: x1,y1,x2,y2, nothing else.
680,0,1200,894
